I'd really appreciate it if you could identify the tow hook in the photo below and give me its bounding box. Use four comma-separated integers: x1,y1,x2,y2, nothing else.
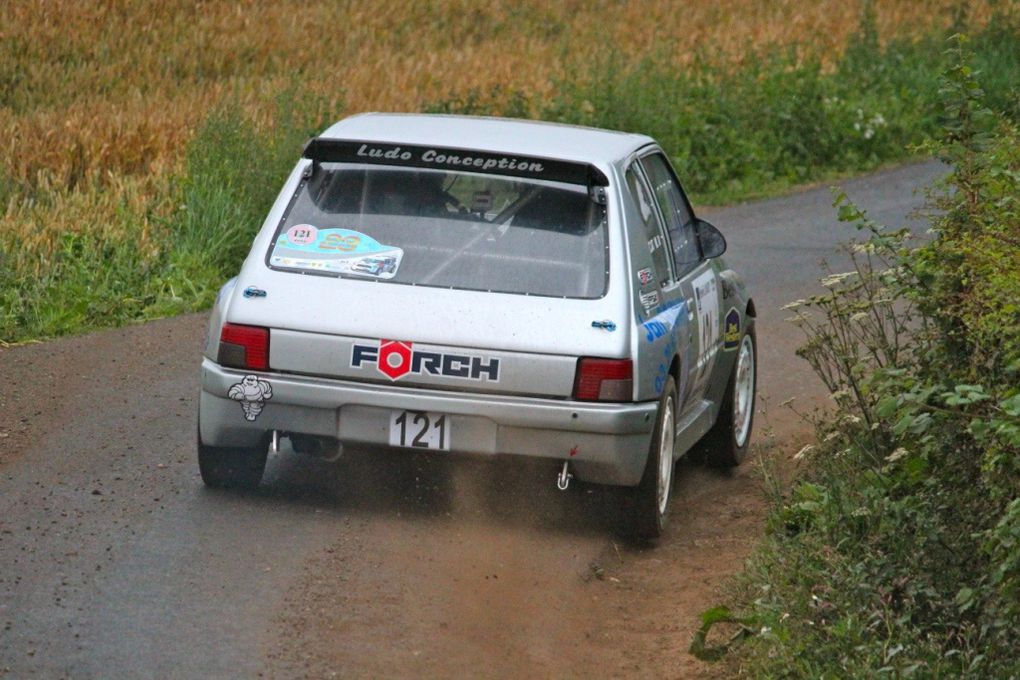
556,460,573,491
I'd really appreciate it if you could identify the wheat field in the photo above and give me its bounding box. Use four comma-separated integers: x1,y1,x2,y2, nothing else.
1,0,995,189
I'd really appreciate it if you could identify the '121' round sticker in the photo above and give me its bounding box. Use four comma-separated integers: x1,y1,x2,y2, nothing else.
287,224,318,245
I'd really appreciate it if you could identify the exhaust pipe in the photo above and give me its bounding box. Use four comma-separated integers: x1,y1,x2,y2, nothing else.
556,460,572,491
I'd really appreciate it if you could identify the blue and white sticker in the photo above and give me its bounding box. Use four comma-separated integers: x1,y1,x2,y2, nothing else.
270,226,403,279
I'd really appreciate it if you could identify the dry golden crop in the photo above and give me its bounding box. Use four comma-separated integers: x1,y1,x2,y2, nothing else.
0,0,995,190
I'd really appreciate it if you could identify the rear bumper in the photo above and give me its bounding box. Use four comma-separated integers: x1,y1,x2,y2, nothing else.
199,359,658,486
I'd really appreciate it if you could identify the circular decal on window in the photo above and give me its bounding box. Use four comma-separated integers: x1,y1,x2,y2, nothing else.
286,224,318,245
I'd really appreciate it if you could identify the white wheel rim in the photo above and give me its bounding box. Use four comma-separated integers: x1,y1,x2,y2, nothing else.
657,395,675,516
733,334,755,448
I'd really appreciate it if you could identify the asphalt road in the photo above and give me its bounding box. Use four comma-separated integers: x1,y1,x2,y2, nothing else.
0,160,945,679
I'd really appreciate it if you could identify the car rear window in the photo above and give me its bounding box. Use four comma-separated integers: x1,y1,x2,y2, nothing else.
266,163,608,299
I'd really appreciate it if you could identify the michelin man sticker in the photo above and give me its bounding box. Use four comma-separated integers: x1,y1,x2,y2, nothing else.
228,375,273,421
269,225,404,279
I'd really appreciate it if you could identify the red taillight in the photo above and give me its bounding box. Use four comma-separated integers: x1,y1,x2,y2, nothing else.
218,323,270,370
573,358,633,402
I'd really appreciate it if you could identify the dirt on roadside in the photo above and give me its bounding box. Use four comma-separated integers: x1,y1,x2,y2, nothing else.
263,407,814,680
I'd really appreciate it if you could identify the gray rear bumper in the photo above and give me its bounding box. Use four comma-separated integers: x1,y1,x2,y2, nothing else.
199,359,657,486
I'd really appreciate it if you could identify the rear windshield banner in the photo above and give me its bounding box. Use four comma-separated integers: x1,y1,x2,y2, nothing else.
303,138,609,186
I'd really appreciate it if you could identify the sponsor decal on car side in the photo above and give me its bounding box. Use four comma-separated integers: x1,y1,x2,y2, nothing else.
228,375,273,421
639,299,689,395
692,270,721,380
641,299,688,343
723,307,741,350
639,290,660,311
351,340,501,382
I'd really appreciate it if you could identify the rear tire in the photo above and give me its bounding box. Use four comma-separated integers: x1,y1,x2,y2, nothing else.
626,376,677,541
197,430,268,490
702,323,756,468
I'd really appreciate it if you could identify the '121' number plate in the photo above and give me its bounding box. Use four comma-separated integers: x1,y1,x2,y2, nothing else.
389,411,450,451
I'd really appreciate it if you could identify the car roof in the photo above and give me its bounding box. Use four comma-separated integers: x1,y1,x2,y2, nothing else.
320,113,656,166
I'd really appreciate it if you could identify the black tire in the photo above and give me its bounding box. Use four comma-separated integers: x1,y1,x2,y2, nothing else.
197,429,268,490
702,322,757,468
626,376,677,541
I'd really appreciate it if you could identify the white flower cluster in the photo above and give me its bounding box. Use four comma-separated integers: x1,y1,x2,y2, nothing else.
820,271,859,288
853,108,887,140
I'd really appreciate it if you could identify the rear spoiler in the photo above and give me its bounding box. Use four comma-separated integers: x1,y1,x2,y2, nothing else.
302,137,610,187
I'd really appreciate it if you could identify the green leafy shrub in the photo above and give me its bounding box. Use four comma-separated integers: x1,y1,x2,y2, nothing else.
723,36,1020,678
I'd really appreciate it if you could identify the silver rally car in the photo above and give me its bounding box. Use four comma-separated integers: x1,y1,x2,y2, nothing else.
198,113,757,538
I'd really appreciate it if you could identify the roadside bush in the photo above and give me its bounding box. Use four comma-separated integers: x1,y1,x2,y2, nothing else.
720,36,1020,677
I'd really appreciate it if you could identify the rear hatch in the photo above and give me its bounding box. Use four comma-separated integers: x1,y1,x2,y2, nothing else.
228,272,628,399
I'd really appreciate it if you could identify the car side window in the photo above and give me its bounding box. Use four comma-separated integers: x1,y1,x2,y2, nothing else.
639,153,700,276
625,164,672,286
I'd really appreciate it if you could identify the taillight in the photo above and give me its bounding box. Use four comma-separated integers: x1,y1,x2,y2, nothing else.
573,358,633,402
218,323,270,370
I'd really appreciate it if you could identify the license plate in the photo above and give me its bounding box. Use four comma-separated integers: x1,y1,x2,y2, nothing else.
389,410,451,451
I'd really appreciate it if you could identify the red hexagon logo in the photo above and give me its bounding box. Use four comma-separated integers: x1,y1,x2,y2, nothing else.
377,339,413,380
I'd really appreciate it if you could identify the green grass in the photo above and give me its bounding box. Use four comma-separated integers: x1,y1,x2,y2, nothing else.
165,93,331,307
